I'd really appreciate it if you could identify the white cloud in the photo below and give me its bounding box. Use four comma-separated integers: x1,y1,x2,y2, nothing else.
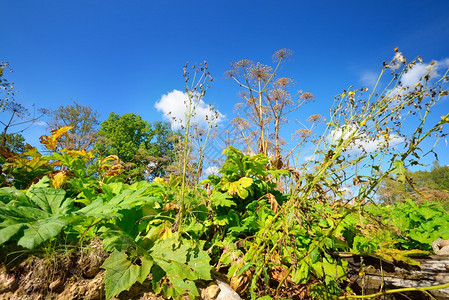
155,89,224,130
389,58,449,97
203,166,220,176
328,124,404,153
359,58,449,100
329,125,359,144
353,134,404,152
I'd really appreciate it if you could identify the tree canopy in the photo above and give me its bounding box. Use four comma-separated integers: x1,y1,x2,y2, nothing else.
94,112,175,182
1,132,26,153
48,100,99,151
377,161,449,206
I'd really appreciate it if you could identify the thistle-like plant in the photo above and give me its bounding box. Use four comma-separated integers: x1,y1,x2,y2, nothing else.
226,50,449,298
226,49,315,169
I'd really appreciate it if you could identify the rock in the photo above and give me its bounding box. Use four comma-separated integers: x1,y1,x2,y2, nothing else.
215,278,242,300
432,238,449,255
201,284,220,299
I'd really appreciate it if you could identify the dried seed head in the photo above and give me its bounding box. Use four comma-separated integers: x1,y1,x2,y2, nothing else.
248,63,272,81
307,114,325,123
294,129,312,138
300,92,315,100
273,48,293,62
224,69,237,78
275,77,293,86
233,59,252,69
426,61,436,73
393,51,406,64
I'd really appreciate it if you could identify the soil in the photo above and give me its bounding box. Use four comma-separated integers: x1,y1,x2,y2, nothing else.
0,239,163,300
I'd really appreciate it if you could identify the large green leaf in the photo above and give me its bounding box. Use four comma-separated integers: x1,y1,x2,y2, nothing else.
151,238,211,297
79,187,159,218
102,250,153,300
186,241,212,280
0,188,29,205
0,223,25,244
210,190,235,208
0,187,77,248
101,227,138,252
27,188,73,215
17,217,67,249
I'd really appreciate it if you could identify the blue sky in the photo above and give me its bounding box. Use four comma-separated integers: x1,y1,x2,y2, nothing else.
2,0,449,168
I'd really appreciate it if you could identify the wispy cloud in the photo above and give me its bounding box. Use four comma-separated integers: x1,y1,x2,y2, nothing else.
33,120,47,127
303,154,315,162
360,71,379,87
155,89,225,130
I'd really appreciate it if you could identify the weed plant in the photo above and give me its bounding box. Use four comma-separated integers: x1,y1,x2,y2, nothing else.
0,51,448,299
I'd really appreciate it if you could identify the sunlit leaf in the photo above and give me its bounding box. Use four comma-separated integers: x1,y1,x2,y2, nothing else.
102,250,153,300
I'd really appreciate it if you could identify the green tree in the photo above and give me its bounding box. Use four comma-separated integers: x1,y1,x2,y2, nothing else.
377,161,449,205
48,100,99,151
94,113,175,182
2,132,26,153
377,175,410,204
429,161,449,191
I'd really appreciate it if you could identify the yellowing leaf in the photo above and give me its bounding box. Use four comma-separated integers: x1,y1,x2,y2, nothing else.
50,172,68,189
103,164,124,177
227,177,253,199
39,126,73,150
238,177,253,188
60,148,94,160
392,160,406,183
153,177,166,185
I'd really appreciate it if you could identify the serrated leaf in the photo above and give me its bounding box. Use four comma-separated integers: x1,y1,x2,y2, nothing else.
151,238,211,297
210,191,235,208
187,241,212,280
102,250,153,300
27,188,73,215
17,217,67,249
39,126,72,150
